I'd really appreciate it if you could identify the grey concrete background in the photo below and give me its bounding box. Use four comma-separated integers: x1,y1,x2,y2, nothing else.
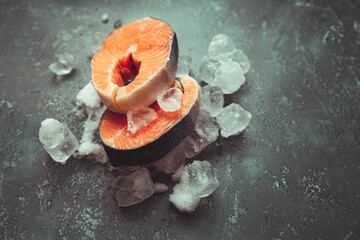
0,0,359,239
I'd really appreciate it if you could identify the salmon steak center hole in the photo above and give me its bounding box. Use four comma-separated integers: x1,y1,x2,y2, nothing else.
111,54,141,87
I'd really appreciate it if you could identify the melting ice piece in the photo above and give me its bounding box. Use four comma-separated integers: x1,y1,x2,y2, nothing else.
76,83,102,109
216,103,252,138
157,87,183,112
181,131,210,158
169,160,219,212
39,118,79,163
111,167,154,207
195,109,220,143
152,144,185,175
198,55,220,85
101,13,109,23
48,62,73,76
208,34,236,57
201,85,224,117
231,49,251,74
127,107,157,133
90,32,107,54
176,55,192,78
214,61,245,94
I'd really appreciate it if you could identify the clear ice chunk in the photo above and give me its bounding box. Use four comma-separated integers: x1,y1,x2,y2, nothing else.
181,131,210,158
90,32,107,54
231,49,251,74
39,118,79,163
195,109,220,143
208,34,236,57
127,107,157,133
214,61,245,94
176,55,192,78
157,87,183,112
111,167,154,207
152,144,185,174
48,62,73,76
198,55,220,85
101,13,109,23
76,83,102,109
216,103,252,138
200,85,224,117
169,160,219,212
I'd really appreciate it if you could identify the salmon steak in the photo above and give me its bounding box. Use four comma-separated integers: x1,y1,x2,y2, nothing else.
91,17,178,114
99,75,201,166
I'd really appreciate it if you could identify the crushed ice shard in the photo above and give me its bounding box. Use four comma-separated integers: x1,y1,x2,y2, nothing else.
48,62,73,76
208,34,236,57
39,118,79,163
127,107,157,133
200,85,224,117
157,87,183,112
169,160,219,212
111,167,154,207
214,61,245,94
216,103,252,138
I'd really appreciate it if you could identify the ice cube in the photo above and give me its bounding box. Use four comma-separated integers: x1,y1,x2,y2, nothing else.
90,32,107,54
181,131,210,158
48,62,73,76
200,85,224,117
76,83,101,109
231,49,251,74
101,13,109,23
152,144,185,174
208,34,236,57
157,87,183,112
169,160,219,212
176,55,192,78
111,167,154,207
127,107,157,133
195,109,220,143
39,118,65,148
198,55,220,85
214,61,245,94
39,118,79,163
216,103,252,138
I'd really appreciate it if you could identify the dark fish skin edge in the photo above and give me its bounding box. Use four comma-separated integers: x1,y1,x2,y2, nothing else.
102,96,200,167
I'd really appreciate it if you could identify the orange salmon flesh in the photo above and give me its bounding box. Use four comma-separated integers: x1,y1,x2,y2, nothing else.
91,17,178,114
99,75,200,150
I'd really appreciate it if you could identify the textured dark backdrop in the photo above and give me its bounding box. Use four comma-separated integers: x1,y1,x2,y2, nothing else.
0,0,359,239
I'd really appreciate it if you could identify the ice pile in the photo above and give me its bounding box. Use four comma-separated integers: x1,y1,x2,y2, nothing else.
176,55,192,78
152,144,185,174
181,110,220,158
48,52,74,77
199,34,250,94
39,118,79,163
169,160,219,212
216,103,252,138
200,85,224,117
157,87,183,112
75,82,107,163
90,32,107,54
111,167,168,207
127,107,157,133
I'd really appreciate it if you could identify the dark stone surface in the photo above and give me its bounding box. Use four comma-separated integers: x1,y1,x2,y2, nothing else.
0,0,359,239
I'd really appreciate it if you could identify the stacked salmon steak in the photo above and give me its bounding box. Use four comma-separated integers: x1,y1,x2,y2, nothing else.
91,17,200,166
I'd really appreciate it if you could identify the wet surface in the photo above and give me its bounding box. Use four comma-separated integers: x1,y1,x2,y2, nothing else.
1,0,360,239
